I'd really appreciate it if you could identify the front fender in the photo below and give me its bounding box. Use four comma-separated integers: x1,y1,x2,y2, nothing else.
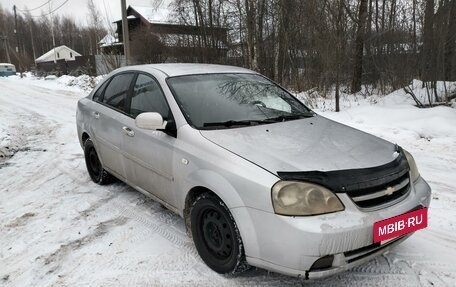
181,169,245,210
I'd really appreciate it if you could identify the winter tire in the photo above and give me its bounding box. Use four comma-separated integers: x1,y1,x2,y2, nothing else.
83,138,114,185
191,193,248,274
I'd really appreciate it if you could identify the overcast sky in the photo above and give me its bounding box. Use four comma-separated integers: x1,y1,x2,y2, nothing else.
1,0,160,27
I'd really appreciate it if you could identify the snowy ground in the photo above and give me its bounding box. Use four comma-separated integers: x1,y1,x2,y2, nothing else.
1,75,455,286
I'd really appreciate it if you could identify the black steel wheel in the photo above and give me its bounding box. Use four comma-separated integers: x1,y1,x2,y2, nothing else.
191,193,248,274
83,138,114,185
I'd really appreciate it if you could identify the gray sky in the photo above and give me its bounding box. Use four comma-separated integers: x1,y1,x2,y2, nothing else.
1,0,160,27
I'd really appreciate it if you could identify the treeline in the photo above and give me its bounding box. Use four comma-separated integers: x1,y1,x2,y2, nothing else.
1,0,455,99
173,0,456,98
0,0,105,72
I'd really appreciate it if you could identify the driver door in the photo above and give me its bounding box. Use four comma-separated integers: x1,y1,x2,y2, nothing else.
121,73,177,207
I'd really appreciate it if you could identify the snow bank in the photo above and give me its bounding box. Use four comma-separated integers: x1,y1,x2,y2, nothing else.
0,127,15,160
45,75,57,80
56,74,104,93
297,80,456,112
321,104,456,141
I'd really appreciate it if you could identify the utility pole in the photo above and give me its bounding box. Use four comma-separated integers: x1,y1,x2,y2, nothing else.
13,5,19,54
30,26,36,63
49,1,57,64
121,0,131,65
13,5,23,77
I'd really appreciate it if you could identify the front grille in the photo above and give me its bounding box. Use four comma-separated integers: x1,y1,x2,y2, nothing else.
343,234,407,263
347,171,411,209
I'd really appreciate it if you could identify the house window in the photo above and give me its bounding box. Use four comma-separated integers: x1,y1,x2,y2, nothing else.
70,52,73,58
57,52,60,58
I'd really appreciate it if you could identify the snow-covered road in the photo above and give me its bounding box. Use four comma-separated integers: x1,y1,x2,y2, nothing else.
1,76,455,286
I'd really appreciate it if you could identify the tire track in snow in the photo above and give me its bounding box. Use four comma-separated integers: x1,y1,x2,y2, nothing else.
109,196,200,262
57,190,202,286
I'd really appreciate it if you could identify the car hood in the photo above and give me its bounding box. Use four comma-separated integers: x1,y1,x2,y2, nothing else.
200,115,397,174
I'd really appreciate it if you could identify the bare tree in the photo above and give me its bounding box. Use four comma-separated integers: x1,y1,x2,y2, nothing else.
422,0,435,82
444,0,456,80
87,0,105,55
351,0,369,93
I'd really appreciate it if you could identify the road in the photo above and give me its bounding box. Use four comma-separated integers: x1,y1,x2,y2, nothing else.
0,76,455,286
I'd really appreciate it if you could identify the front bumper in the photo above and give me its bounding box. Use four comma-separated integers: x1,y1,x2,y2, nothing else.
307,233,411,279
231,177,431,278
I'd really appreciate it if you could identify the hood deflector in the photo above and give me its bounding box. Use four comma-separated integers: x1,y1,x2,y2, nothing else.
277,147,410,194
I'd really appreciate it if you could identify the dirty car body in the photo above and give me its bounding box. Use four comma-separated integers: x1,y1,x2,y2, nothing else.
76,64,431,279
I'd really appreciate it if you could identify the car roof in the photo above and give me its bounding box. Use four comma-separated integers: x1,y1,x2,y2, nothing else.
115,63,255,77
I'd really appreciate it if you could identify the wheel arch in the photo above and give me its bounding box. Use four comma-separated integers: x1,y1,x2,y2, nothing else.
179,170,261,260
183,186,212,237
80,131,106,168
181,170,245,234
81,132,90,145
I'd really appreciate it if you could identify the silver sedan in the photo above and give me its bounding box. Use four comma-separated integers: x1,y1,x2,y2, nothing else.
76,64,431,279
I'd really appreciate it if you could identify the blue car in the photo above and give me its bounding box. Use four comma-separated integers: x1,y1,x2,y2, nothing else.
0,63,16,77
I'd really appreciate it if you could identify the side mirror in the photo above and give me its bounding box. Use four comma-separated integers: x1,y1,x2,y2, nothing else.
135,112,167,130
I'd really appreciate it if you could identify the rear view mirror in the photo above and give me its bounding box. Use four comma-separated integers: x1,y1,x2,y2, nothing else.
135,112,167,130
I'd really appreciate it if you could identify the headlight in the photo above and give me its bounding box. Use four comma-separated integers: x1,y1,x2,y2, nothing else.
271,181,344,216
403,149,420,182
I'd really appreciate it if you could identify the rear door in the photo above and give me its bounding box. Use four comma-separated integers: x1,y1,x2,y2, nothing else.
91,72,135,180
121,73,177,207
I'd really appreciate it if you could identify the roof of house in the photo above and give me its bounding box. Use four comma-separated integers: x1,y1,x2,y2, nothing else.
113,0,176,25
35,45,81,63
130,5,174,24
113,2,227,30
99,34,116,45
98,34,123,47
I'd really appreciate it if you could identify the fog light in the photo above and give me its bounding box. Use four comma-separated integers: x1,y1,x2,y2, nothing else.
309,255,334,270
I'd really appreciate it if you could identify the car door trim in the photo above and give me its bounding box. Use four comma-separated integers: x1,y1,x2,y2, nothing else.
94,133,122,153
120,148,174,181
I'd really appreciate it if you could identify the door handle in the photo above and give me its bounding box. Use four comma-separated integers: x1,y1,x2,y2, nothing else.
122,126,135,137
93,111,100,119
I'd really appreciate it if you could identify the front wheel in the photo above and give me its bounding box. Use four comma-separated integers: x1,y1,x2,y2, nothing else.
83,138,114,185
191,193,248,274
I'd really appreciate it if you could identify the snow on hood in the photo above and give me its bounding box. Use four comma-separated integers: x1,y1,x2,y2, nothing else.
200,115,397,174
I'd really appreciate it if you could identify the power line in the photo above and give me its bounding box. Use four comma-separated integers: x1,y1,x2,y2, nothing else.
29,0,70,18
16,0,52,12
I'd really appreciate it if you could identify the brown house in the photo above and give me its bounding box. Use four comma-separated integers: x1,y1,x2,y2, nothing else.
111,5,229,64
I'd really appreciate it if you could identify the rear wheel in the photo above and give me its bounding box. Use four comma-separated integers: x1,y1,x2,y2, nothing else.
191,193,248,274
83,138,114,185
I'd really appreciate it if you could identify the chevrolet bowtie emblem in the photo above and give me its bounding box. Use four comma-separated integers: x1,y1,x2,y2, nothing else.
385,186,395,196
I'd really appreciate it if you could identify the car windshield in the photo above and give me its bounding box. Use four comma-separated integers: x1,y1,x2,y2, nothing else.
167,73,313,130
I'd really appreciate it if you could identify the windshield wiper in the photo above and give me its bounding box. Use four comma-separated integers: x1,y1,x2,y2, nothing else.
266,113,314,122
203,120,258,128
202,113,314,129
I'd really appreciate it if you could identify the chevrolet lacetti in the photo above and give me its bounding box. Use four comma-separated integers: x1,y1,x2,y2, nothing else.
76,64,431,279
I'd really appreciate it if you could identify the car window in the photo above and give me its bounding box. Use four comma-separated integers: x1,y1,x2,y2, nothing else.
92,80,109,102
130,74,170,119
167,73,312,129
102,73,134,112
